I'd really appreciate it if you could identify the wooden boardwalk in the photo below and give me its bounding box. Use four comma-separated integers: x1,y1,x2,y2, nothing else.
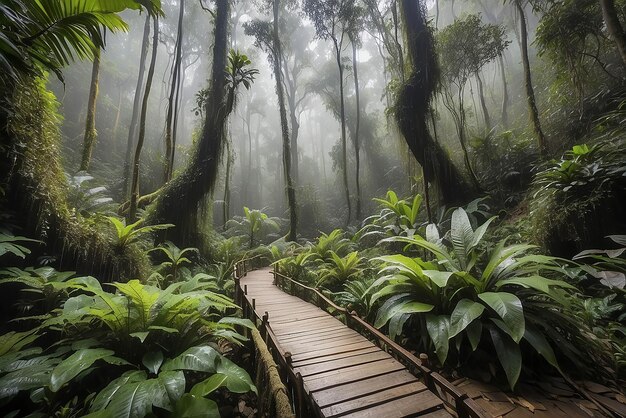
240,267,454,418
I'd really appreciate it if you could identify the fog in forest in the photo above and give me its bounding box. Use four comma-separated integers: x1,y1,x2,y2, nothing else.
46,0,552,238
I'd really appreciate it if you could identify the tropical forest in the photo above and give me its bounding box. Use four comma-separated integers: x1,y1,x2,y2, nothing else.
1,0,625,417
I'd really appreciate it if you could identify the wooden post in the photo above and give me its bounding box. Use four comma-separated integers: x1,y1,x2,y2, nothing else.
295,372,305,418
262,311,269,343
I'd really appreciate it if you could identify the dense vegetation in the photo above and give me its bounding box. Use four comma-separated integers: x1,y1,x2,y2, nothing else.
1,0,625,416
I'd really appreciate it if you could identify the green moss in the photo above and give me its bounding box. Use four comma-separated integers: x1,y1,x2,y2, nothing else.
2,77,149,281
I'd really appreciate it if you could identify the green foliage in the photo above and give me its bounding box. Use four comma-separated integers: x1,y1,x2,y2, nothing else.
361,191,425,239
308,229,353,261
0,0,140,81
334,276,376,318
224,207,281,249
369,207,596,389
66,173,115,217
316,251,365,291
106,216,174,250
0,274,255,416
0,266,75,313
530,139,626,254
225,49,259,92
0,231,42,258
148,241,199,285
437,14,510,86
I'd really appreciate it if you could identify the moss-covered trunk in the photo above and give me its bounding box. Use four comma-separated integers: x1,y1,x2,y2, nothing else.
395,0,474,205
273,0,298,242
79,47,101,172
148,0,231,247
1,78,148,282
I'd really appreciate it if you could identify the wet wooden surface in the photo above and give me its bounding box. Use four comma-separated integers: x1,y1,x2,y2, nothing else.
240,267,452,417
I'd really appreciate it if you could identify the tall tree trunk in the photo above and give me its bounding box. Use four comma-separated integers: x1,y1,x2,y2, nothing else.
79,48,101,172
475,71,491,131
391,0,406,82
273,0,297,241
149,0,230,246
498,54,509,127
128,15,159,223
164,0,185,183
396,0,474,205
223,137,231,228
112,85,123,154
334,39,352,225
600,0,626,68
516,0,547,155
351,39,362,221
123,15,150,197
434,0,439,28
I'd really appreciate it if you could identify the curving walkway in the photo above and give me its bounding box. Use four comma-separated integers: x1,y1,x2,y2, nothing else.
240,267,454,418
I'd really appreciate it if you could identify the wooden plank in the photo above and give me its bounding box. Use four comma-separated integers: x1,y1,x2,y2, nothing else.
305,358,406,392
269,311,330,323
313,370,420,408
283,335,368,355
271,317,341,332
282,331,364,350
281,327,356,343
292,346,381,368
419,408,453,418
321,381,432,417
295,350,392,377
273,323,346,338
338,391,443,418
290,341,375,363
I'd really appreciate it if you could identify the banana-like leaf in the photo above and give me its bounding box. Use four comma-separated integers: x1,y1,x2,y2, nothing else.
523,326,560,371
190,373,227,397
465,320,482,351
478,292,525,343
449,299,485,338
90,370,147,411
495,276,576,295
50,348,118,392
173,394,219,418
489,326,521,390
426,314,451,364
374,294,433,328
161,346,219,373
450,208,474,269
215,357,257,393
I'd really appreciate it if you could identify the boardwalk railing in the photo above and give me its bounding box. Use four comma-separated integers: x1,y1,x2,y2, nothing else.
234,260,489,418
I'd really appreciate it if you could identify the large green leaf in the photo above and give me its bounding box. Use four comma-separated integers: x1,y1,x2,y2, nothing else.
426,314,451,364
478,292,525,343
161,346,219,373
142,351,164,375
496,276,576,295
449,299,485,338
215,357,257,394
374,294,433,328
50,348,117,392
91,371,147,411
422,270,453,288
190,374,228,397
489,326,521,390
450,208,474,269
523,326,560,371
173,394,219,418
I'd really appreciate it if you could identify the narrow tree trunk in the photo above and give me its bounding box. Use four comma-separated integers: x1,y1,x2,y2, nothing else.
391,0,406,82
123,15,150,197
334,40,352,225
498,54,509,127
435,0,439,28
475,71,491,131
223,138,231,228
79,48,101,172
600,0,626,68
273,0,297,241
112,85,123,154
351,40,362,221
516,0,547,155
128,15,159,223
164,0,185,183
